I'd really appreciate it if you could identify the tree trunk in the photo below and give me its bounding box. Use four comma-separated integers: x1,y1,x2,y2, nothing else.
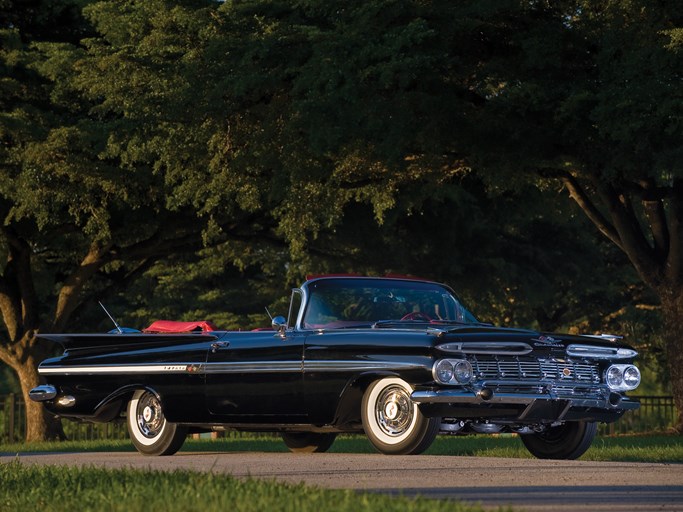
13,354,65,442
660,292,683,433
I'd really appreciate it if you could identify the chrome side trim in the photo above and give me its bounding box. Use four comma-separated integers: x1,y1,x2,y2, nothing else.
203,360,423,374
39,364,204,375
203,362,302,374
38,360,425,376
29,385,57,401
304,361,424,372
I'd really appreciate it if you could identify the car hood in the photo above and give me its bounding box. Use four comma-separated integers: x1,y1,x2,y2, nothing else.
427,324,635,359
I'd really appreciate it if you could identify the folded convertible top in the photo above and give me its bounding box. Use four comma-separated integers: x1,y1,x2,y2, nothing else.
143,320,219,333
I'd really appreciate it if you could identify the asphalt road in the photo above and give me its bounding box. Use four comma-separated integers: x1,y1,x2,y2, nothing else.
2,451,682,511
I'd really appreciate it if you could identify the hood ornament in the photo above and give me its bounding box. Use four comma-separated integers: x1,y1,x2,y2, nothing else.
531,335,564,347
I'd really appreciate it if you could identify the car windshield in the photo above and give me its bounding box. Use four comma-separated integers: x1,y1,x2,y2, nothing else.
302,278,478,329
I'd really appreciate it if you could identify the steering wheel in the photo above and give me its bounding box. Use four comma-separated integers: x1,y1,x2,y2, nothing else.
400,311,433,322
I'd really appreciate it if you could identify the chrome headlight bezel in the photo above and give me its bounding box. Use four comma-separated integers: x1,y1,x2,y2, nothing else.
435,359,454,383
433,358,473,385
605,364,641,391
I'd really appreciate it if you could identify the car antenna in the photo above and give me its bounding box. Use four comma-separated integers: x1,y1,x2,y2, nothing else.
265,307,273,321
99,301,123,334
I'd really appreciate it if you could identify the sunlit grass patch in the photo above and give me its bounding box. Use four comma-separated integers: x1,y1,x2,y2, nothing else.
0,462,505,512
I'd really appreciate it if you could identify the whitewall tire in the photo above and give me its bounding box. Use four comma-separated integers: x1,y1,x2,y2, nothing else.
127,389,187,456
361,377,439,455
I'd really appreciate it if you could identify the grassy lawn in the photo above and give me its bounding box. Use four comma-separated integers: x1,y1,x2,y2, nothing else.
0,462,506,512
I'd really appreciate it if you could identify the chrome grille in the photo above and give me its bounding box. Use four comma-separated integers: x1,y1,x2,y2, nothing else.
470,356,600,384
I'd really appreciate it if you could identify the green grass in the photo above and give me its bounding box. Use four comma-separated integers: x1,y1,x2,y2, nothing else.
0,462,507,512
2,433,682,463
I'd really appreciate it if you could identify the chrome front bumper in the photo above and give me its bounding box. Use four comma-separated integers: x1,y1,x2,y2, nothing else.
411,386,640,411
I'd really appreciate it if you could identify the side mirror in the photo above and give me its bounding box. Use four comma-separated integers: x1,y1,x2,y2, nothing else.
271,316,287,337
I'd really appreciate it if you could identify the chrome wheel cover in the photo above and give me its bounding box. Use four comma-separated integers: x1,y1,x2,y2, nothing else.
135,392,165,438
374,385,414,437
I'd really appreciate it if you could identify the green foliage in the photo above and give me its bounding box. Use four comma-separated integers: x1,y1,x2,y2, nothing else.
0,365,19,394
469,0,682,182
1,0,668,335
118,245,292,330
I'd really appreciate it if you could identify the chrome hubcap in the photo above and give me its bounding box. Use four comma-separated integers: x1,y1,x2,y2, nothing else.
136,393,164,438
375,385,414,437
384,401,399,420
143,406,153,422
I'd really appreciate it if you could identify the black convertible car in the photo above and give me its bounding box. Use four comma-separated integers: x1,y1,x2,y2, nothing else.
30,276,640,459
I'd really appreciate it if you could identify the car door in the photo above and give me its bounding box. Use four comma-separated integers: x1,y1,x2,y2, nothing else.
205,330,306,421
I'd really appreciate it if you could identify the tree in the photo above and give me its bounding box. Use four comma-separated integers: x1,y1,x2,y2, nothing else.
458,1,683,429
186,0,682,426
0,0,262,440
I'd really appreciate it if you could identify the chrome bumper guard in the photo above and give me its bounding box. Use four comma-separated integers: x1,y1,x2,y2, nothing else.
29,385,57,402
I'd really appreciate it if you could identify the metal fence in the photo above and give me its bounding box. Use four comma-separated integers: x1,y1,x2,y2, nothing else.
0,393,679,444
599,395,679,435
0,393,128,444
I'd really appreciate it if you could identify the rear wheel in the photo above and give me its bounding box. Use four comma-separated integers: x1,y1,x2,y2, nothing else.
127,390,187,456
361,377,440,455
520,421,597,460
281,432,337,453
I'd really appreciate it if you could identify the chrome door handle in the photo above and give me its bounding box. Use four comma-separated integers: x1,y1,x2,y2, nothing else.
210,341,230,353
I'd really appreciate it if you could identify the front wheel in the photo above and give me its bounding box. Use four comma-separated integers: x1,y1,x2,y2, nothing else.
520,421,597,460
361,377,440,455
127,390,187,456
281,432,337,453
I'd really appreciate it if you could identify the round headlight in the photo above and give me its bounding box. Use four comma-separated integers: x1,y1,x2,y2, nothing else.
453,360,473,384
435,360,454,383
606,365,623,389
623,365,641,389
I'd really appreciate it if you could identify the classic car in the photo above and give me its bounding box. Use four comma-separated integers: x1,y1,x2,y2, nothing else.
30,275,641,459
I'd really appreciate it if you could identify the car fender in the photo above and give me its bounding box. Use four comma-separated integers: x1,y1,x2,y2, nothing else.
333,371,402,427
91,384,154,422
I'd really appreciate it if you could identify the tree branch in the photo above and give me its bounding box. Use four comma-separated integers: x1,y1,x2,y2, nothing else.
112,225,204,262
2,226,40,332
0,233,26,343
65,257,161,330
0,283,21,343
0,340,16,369
556,171,623,250
666,179,683,286
639,178,670,261
51,242,112,333
598,183,661,288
